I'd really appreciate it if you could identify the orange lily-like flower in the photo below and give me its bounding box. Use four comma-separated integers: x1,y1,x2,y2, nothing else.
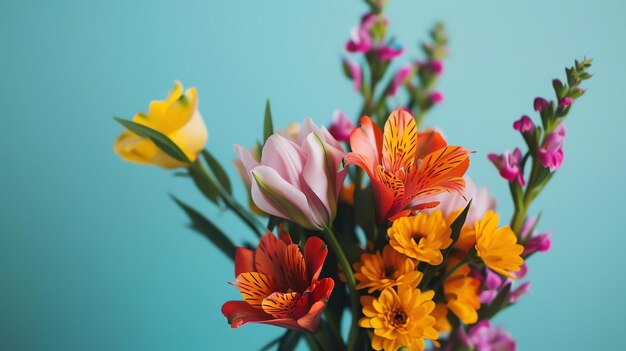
221,231,334,333
344,108,470,223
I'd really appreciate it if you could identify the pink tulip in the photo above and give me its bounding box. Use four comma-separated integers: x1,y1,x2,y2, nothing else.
328,110,355,143
538,124,566,171
488,148,525,186
235,119,347,229
389,64,412,97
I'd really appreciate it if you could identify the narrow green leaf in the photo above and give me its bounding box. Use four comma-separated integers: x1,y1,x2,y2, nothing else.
113,117,190,164
201,150,232,195
441,200,472,261
188,162,220,205
258,335,281,351
263,99,274,145
277,330,301,351
170,195,236,261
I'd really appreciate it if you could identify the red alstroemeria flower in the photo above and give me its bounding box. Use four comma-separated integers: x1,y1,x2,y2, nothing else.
344,108,470,223
221,231,334,333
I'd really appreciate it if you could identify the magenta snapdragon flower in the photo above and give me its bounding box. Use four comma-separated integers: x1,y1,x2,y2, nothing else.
488,148,525,186
538,124,566,171
461,321,517,351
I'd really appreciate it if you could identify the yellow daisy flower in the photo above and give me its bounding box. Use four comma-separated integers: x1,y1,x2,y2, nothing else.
354,245,423,293
388,211,452,265
359,284,439,351
474,210,524,279
443,256,480,325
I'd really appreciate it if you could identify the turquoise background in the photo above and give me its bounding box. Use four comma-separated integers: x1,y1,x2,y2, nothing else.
1,0,625,350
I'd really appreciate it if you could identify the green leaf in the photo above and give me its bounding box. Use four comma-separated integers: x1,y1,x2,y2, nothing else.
354,184,375,243
170,195,236,260
258,335,281,351
263,99,274,145
277,330,301,351
441,200,472,261
188,162,220,205
113,117,190,164
201,150,232,195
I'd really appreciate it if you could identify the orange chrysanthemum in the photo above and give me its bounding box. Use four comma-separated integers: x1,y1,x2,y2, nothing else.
443,256,480,325
354,245,423,293
359,284,439,351
388,210,452,265
474,210,524,279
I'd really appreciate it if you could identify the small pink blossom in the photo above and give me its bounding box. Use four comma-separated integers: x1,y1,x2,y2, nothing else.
389,64,412,97
488,148,525,186
524,233,552,255
538,124,566,171
558,96,573,109
429,91,444,105
533,97,548,112
460,321,517,351
345,14,377,53
513,115,534,133
328,110,355,143
375,44,404,61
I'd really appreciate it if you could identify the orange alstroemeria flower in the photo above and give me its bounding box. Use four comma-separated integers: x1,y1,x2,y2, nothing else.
344,108,471,223
221,231,334,333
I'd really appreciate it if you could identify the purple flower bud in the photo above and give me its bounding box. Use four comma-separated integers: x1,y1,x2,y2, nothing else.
375,44,404,61
328,110,355,143
513,115,534,133
342,58,362,92
424,59,444,75
558,96,573,109
389,64,412,97
538,124,566,171
429,91,444,105
488,148,525,186
524,232,552,255
509,281,531,303
533,97,548,112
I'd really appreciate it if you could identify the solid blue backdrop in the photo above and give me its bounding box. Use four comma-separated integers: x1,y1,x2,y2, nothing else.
1,0,624,350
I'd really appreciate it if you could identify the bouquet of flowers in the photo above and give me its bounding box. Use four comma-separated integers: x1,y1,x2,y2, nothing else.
112,1,591,350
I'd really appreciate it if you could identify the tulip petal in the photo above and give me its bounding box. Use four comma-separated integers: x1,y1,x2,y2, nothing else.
251,166,322,229
261,135,307,186
168,110,208,162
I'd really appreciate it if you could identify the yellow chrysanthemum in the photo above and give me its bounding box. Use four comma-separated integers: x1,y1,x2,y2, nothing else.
443,256,480,325
431,303,451,334
359,285,439,351
354,245,423,293
388,211,452,265
474,210,524,279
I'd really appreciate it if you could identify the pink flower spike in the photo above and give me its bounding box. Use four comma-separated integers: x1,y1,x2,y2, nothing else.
513,115,534,133
513,263,528,279
488,148,525,186
558,96,573,109
389,64,412,97
328,110,355,143
533,97,548,112
538,124,566,171
429,91,444,105
343,58,362,92
375,44,404,61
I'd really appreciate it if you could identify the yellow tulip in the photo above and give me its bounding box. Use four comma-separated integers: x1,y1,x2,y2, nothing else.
114,81,208,168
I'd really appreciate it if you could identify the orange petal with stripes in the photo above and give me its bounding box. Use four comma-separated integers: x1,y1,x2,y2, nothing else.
262,291,300,318
232,272,277,309
283,244,307,292
382,108,418,177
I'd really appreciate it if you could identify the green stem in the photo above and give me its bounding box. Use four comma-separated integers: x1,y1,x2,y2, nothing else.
322,226,360,351
191,161,264,237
